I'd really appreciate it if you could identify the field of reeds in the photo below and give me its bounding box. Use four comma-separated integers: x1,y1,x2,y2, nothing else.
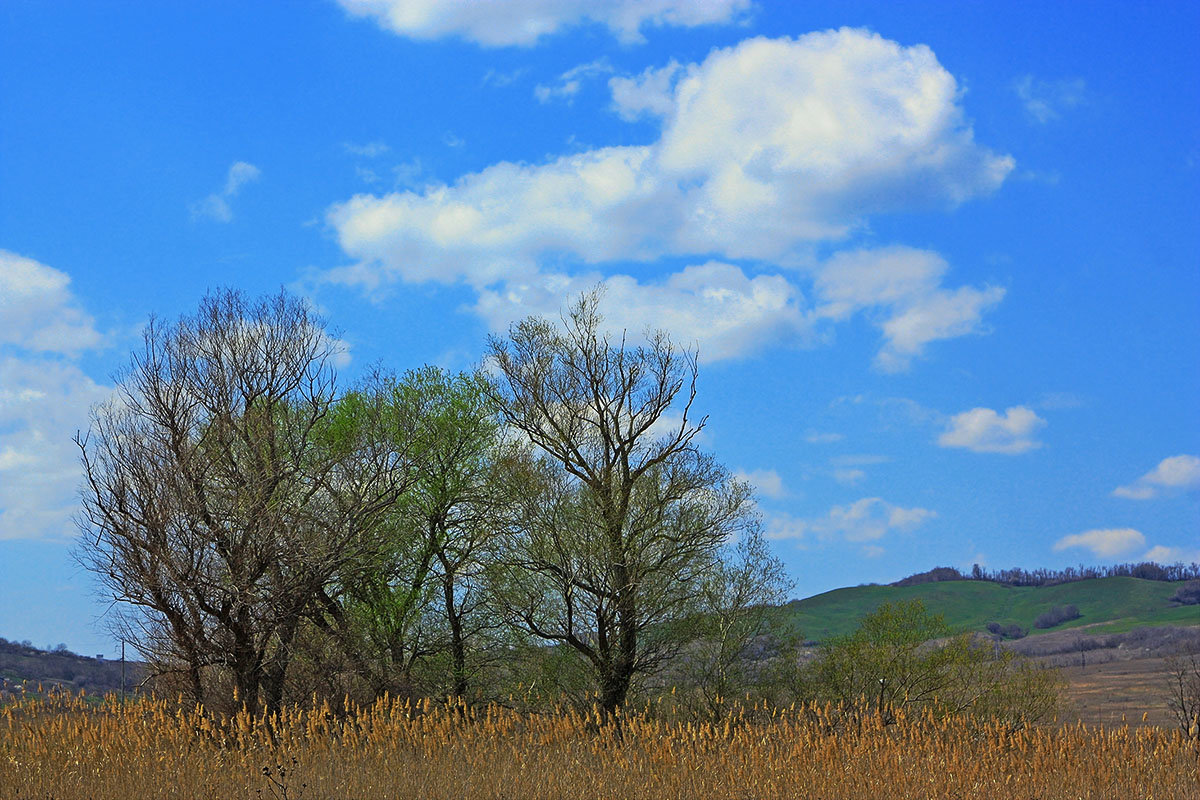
2,692,1196,799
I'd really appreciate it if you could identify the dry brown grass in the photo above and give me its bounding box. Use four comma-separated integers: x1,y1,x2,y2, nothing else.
2,692,1197,799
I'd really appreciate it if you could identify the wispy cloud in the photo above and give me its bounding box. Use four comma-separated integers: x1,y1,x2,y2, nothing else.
336,0,752,47
190,161,260,223
534,59,613,104
1014,75,1087,124
343,140,390,158
767,497,935,544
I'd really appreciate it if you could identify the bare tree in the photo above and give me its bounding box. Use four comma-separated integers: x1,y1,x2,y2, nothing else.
1165,647,1200,739
486,291,759,714
667,529,793,721
77,290,410,714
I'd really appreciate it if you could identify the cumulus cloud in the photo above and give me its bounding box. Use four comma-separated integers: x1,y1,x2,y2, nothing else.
814,246,1005,371
191,161,260,223
766,497,935,543
473,262,807,362
0,251,103,355
734,468,787,500
1053,528,1145,558
1014,75,1087,124
336,0,752,46
324,30,1012,365
938,406,1046,454
0,252,111,540
329,31,1011,273
1113,455,1200,500
0,358,111,541
609,61,684,121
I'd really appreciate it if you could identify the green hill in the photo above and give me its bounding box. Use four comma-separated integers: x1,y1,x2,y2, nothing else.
778,577,1199,642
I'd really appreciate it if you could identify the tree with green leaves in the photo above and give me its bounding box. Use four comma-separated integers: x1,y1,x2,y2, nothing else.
803,599,1061,728
485,291,766,714
308,367,514,701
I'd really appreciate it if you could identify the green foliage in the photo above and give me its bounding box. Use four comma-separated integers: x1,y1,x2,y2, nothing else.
800,600,1062,727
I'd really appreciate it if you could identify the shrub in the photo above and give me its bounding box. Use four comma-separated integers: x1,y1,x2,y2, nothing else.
1034,604,1081,629
986,622,1027,640
1168,580,1200,606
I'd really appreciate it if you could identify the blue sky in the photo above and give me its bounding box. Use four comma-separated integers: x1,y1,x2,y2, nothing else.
1,1,1197,657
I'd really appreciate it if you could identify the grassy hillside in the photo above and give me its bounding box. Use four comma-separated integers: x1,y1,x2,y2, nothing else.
778,577,1198,642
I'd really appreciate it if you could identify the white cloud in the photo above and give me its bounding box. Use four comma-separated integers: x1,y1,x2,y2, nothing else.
1053,528,1145,558
336,0,752,46
734,468,787,500
1014,75,1087,124
1113,455,1200,500
767,496,935,543
0,358,111,541
938,406,1046,454
473,262,807,362
0,251,103,355
814,246,1005,371
329,31,1011,274
191,161,260,222
805,431,844,444
343,140,390,157
610,61,683,121
0,252,113,540
325,30,1012,365
833,468,866,485
534,59,613,104
763,510,809,542
1142,545,1200,564
482,67,531,87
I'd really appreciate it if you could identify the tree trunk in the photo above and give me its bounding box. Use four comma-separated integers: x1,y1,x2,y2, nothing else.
260,615,299,716
442,573,468,698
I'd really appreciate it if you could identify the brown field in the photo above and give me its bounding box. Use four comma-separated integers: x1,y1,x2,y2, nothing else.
1015,624,1200,730
1060,656,1182,729
2,693,1197,800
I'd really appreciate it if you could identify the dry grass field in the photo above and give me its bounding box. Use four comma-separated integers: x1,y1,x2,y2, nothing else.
2,693,1196,800
1061,656,1183,729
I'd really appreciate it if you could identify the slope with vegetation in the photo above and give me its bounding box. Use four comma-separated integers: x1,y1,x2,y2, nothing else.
780,576,1199,642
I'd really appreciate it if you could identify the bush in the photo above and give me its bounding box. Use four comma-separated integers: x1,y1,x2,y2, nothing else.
1034,605,1081,629
1168,580,1200,606
803,600,1061,727
986,622,1027,640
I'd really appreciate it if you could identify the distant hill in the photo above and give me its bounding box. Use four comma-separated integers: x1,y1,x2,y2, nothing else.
0,638,142,699
778,576,1200,642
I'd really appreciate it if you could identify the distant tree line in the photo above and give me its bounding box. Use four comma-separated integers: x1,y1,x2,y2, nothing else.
894,561,1200,588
